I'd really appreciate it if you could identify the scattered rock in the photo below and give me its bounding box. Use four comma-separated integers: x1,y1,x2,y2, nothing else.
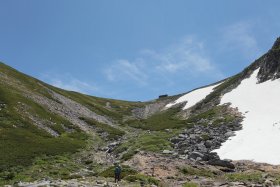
188,151,204,160
225,131,235,137
163,150,174,154
207,159,235,169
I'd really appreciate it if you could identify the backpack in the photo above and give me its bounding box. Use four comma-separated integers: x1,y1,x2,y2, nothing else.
115,166,121,174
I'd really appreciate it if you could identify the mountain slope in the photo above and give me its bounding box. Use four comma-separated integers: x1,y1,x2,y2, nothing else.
0,62,145,174
0,65,87,171
165,37,280,165
1,38,280,186
0,62,184,185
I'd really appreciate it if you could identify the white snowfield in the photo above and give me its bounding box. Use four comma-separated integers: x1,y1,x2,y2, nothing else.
214,68,280,165
165,83,222,110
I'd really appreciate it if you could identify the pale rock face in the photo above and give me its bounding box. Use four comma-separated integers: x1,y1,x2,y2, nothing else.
214,68,280,165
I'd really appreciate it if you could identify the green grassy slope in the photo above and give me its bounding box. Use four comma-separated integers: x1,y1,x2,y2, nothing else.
0,62,145,183
0,78,87,171
0,62,145,121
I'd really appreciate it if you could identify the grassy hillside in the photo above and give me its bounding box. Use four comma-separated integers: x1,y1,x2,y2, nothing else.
0,78,87,169
44,84,146,122
0,62,146,184
0,62,145,121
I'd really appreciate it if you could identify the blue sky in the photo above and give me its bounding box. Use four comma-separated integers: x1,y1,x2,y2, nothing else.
1,1,280,101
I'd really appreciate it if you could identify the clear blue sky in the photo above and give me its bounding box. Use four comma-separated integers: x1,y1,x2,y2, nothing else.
1,1,280,101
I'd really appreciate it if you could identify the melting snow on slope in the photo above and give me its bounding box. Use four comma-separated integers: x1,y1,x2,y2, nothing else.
166,83,221,110
214,68,280,165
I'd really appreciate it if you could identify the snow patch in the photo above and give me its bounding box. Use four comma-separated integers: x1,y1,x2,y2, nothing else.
166,83,222,110
214,68,280,165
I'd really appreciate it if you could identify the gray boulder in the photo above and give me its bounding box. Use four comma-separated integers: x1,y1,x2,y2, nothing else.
188,151,204,160
207,159,235,169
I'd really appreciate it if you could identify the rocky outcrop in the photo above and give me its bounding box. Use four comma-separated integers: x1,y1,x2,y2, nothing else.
167,107,243,172
207,159,235,169
132,98,176,119
171,120,242,160
257,37,280,82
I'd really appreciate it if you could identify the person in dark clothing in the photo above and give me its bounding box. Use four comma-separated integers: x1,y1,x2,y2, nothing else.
114,164,122,183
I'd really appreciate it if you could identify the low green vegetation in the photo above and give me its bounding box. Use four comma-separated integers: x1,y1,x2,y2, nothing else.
186,106,235,126
79,117,125,140
0,155,82,185
114,131,175,161
124,174,159,186
0,86,88,170
273,174,280,185
99,165,137,179
0,74,88,184
121,149,140,161
126,107,191,131
183,182,199,187
225,172,264,183
200,133,210,141
181,166,215,178
99,165,159,186
0,126,87,170
0,63,55,100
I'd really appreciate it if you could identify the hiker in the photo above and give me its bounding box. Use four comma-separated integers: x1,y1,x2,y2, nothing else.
140,180,145,187
114,164,122,183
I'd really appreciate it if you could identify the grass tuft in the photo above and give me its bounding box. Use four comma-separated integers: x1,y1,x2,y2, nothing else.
181,166,215,178
183,182,199,187
225,172,264,183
